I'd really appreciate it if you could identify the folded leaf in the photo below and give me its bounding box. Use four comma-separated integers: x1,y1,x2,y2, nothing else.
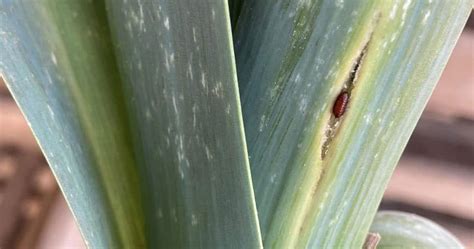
370,211,463,249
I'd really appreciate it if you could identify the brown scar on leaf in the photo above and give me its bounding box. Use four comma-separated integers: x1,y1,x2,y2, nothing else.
320,12,381,159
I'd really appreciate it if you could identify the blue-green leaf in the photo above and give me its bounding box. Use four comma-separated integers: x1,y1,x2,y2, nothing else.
234,0,470,247
105,0,262,248
0,1,144,248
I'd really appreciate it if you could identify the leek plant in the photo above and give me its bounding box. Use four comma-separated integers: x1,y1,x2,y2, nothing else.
0,0,470,248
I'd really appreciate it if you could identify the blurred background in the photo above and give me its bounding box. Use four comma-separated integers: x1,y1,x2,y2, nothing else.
0,14,473,249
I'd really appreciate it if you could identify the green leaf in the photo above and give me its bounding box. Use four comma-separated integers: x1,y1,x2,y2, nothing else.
0,1,144,248
234,0,470,248
370,211,463,249
105,0,262,248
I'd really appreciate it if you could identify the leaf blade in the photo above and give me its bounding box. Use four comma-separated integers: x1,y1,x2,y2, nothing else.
105,0,262,248
0,1,145,248
234,0,470,247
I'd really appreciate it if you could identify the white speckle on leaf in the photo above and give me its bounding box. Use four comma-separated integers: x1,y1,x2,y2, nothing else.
364,113,373,124
178,165,184,179
402,0,412,11
401,0,412,24
259,115,266,132
47,105,55,117
299,97,308,113
191,214,198,226
389,0,399,19
192,104,198,128
187,63,193,80
138,1,145,31
205,145,213,160
295,73,301,82
192,27,197,42
164,50,171,72
422,11,430,25
211,81,224,98
390,34,397,43
51,52,57,65
170,52,175,65
200,72,207,88
172,95,178,114
164,16,170,30
270,174,277,183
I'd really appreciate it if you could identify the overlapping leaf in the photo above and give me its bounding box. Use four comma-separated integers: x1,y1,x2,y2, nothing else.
105,0,261,248
0,1,144,247
234,0,470,247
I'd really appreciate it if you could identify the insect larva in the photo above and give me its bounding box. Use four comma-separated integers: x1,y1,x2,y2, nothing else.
333,91,349,118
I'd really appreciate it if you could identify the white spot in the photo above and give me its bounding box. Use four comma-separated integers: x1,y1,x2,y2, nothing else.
191,214,198,226
299,97,308,113
164,50,171,72
295,73,301,82
422,11,430,25
200,72,207,88
187,63,193,80
402,0,412,10
172,95,178,114
401,0,412,24
335,0,344,9
51,52,57,65
270,174,277,183
164,17,170,30
192,104,198,128
390,34,397,43
170,52,175,65
389,0,399,19
259,115,266,132
178,166,184,179
205,145,213,160
192,27,197,42
211,81,224,97
364,113,373,124
47,105,55,117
